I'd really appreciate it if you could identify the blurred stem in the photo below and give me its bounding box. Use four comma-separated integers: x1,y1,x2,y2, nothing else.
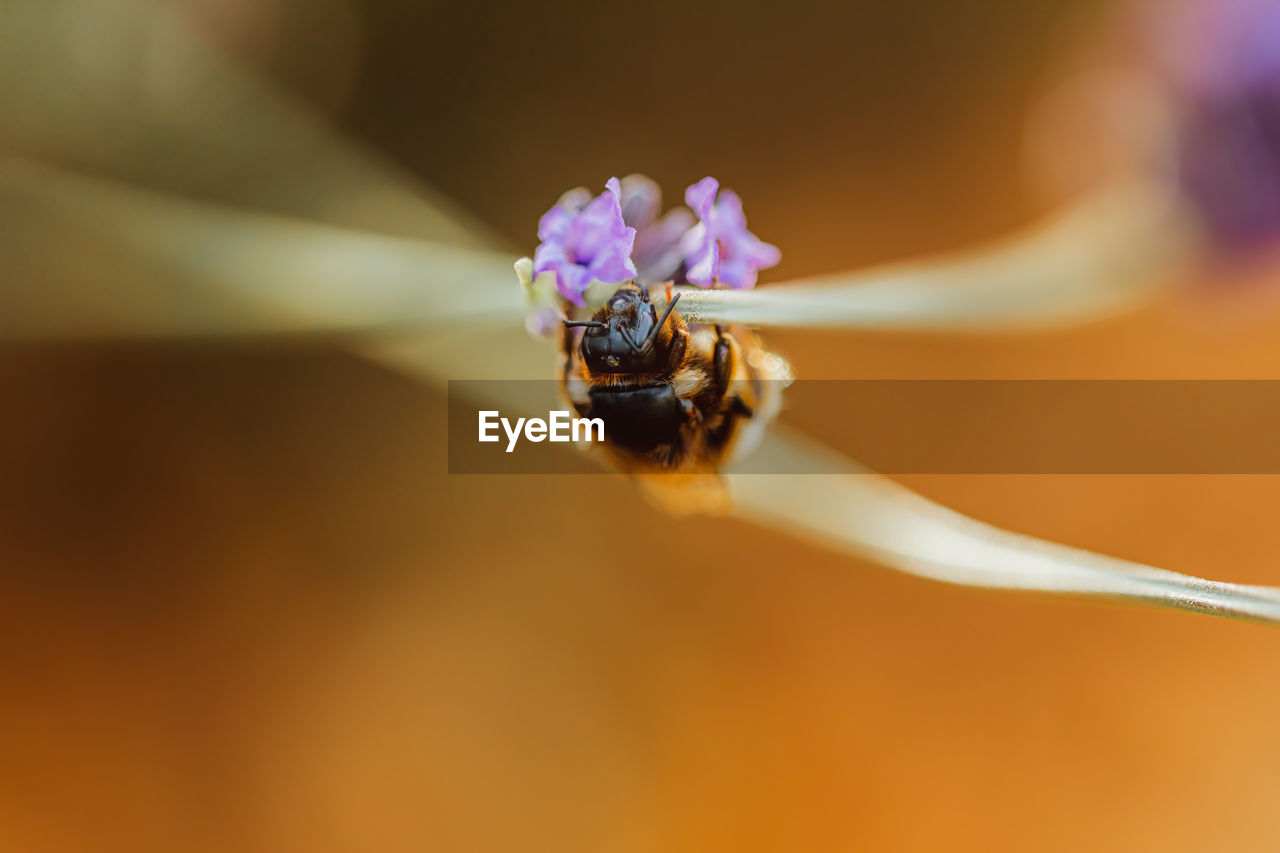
730,430,1280,625
2,0,503,247
0,155,522,340
678,182,1204,331
3,155,1203,341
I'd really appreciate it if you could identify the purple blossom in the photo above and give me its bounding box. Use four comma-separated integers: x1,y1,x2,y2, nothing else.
617,174,695,283
1150,0,1280,250
1153,0,1280,98
527,174,781,299
534,178,637,305
678,177,781,289
1178,88,1280,250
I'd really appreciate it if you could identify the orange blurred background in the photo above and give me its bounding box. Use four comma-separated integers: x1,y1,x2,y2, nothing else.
5,0,1280,850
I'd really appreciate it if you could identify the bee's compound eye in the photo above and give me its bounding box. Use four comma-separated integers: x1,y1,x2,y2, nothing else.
605,354,620,368
610,297,628,311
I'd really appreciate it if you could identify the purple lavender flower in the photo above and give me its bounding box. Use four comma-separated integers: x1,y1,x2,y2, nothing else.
534,178,637,305
1151,0,1280,250
617,174,695,283
678,177,781,289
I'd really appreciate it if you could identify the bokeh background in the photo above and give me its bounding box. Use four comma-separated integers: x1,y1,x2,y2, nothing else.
5,0,1280,850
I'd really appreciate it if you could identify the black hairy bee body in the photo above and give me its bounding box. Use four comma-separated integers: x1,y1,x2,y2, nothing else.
558,282,789,509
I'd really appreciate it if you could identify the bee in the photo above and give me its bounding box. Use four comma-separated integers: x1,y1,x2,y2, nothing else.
559,281,791,513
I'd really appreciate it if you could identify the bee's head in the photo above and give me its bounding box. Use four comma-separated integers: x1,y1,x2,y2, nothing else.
566,284,681,374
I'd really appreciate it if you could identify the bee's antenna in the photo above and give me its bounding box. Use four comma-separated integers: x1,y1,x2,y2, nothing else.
562,320,608,329
637,293,681,352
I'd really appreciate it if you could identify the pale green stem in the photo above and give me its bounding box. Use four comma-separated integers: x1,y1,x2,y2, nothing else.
0,155,522,340
2,0,500,247
677,182,1203,331
730,430,1280,624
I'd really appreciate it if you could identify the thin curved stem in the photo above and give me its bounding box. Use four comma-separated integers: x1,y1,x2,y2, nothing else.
728,429,1280,624
0,155,522,340
677,182,1203,332
2,0,500,248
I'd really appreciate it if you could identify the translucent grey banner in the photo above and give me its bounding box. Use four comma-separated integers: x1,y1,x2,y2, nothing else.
448,380,1280,474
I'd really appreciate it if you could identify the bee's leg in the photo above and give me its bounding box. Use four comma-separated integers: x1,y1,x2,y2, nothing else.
704,328,754,452
665,323,690,375
711,326,732,400
710,326,752,417
679,396,703,426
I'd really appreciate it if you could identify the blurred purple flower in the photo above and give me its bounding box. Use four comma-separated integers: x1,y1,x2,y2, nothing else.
679,177,780,289
534,178,637,305
617,174,695,283
1178,88,1280,250
1153,0,1280,250
1155,0,1280,97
